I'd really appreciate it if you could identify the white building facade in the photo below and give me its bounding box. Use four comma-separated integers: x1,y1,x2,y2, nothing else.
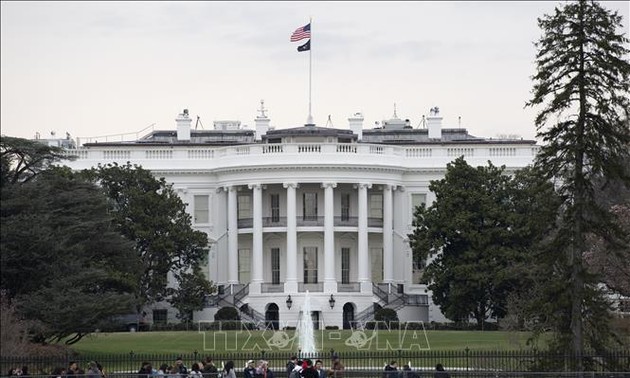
61,107,538,329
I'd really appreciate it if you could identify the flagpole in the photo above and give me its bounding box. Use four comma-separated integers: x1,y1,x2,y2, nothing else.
307,16,313,125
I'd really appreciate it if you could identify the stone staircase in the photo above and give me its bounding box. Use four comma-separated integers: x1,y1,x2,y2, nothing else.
354,283,409,325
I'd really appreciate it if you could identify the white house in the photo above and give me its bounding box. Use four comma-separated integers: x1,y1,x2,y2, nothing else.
59,105,537,329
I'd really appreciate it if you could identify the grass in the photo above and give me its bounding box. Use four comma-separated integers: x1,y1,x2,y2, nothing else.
70,330,540,355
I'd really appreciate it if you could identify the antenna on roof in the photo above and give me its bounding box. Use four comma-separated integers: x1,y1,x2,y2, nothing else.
417,115,426,129
458,116,461,128
326,115,333,128
195,116,204,130
393,103,398,119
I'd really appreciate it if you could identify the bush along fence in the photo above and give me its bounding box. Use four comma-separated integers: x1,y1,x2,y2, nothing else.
2,349,629,376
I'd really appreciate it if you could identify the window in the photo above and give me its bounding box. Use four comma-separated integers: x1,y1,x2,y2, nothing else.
271,248,280,284
412,254,427,284
341,193,350,221
303,247,318,283
238,249,251,283
237,194,251,219
153,309,167,325
271,194,280,223
369,193,383,218
194,195,209,224
341,248,350,284
411,193,427,211
370,248,383,282
303,192,318,221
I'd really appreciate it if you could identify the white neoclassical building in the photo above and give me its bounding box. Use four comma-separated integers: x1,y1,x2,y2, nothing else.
61,104,538,329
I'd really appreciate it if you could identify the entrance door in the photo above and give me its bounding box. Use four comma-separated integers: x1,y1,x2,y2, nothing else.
265,303,279,330
343,303,355,329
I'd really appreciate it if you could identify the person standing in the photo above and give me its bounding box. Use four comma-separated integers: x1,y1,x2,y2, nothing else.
188,363,203,378
244,360,256,378
327,355,344,378
314,361,326,378
175,358,188,376
383,361,398,378
222,361,236,378
299,360,318,378
402,365,419,378
434,364,450,378
202,358,218,378
286,356,297,378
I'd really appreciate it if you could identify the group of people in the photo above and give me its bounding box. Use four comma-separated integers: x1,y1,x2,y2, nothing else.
8,356,447,378
383,361,451,378
136,356,274,378
285,355,345,378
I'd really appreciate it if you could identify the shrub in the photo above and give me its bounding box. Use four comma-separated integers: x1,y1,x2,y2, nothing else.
214,306,240,321
325,325,339,330
374,308,398,323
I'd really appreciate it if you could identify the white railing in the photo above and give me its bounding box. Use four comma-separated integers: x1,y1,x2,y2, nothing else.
145,150,173,159
188,149,214,159
66,142,537,166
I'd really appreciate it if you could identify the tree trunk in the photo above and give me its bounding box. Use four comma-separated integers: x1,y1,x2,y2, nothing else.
571,0,587,369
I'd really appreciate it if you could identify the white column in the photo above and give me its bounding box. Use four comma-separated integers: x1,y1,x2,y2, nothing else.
249,183,263,294
357,182,372,293
226,186,239,285
383,184,394,284
284,182,298,293
322,182,337,293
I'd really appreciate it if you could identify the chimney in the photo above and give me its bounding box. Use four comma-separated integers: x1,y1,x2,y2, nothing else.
176,109,191,141
255,100,270,141
348,112,364,141
427,107,442,140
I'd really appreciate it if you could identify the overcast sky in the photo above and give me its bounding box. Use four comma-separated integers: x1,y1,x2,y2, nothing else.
2,1,628,142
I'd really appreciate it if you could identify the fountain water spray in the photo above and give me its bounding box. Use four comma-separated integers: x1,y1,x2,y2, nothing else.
296,290,317,354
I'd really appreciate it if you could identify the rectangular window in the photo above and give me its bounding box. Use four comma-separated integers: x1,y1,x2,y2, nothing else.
341,247,350,284
341,193,350,221
153,309,167,325
237,194,251,219
271,194,280,223
370,248,383,282
238,248,250,283
303,192,318,221
303,247,318,283
271,248,280,284
194,195,209,224
370,193,383,218
411,193,427,211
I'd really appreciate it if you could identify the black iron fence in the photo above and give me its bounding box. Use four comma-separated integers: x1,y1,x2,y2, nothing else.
2,350,629,376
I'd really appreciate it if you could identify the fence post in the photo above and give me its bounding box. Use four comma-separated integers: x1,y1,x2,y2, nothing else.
129,351,134,375
465,347,470,378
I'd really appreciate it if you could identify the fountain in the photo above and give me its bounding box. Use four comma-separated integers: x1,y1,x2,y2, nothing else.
296,290,317,354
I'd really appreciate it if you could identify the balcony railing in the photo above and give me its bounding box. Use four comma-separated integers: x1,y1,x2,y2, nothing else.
262,217,287,227
298,282,323,292
66,143,538,170
261,283,284,293
335,216,358,227
297,216,324,227
237,218,253,228
238,216,381,228
337,282,361,292
368,217,383,227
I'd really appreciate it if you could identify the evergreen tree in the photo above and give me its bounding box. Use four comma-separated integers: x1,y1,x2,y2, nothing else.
1,167,139,344
526,0,630,358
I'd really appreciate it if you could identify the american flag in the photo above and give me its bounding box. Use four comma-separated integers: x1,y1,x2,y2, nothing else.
290,23,311,42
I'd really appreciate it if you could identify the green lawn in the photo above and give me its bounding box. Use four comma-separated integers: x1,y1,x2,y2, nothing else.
71,330,540,355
